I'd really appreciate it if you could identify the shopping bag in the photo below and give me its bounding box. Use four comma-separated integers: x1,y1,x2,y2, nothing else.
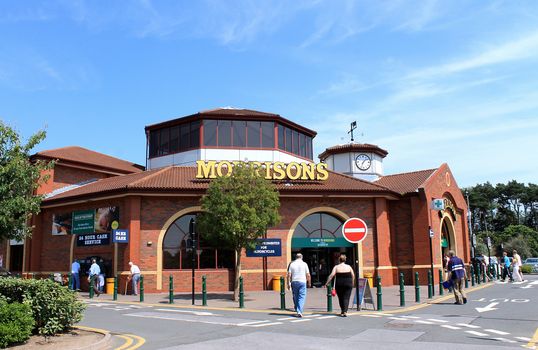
442,280,453,289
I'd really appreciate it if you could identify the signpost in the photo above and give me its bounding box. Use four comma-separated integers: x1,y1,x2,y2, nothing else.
112,229,129,243
342,218,368,311
428,226,435,295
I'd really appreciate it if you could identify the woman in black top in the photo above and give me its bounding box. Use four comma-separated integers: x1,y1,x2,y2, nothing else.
325,254,355,316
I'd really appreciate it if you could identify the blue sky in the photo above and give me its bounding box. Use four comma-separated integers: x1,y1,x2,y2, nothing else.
1,0,537,187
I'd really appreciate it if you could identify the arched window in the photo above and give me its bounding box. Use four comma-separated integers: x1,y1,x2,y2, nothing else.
292,212,352,248
162,213,234,270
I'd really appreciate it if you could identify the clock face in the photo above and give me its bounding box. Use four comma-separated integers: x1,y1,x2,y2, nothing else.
355,154,371,171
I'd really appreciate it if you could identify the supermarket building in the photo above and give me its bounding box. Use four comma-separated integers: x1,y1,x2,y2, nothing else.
0,108,470,293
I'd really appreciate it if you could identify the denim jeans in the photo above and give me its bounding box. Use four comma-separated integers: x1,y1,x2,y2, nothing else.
132,274,140,295
71,273,80,290
291,281,307,315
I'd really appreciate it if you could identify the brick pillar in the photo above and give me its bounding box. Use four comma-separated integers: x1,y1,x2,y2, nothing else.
126,196,141,270
375,198,393,284
29,213,43,272
411,196,431,283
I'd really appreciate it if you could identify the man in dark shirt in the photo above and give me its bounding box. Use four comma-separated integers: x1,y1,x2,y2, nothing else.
447,250,467,305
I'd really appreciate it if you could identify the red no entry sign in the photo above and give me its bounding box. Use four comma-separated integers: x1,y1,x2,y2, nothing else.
342,218,368,243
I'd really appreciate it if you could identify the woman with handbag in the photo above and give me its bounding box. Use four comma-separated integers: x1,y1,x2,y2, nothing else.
325,254,355,317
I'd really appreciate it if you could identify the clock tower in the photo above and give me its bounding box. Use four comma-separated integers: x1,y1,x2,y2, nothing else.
318,143,388,182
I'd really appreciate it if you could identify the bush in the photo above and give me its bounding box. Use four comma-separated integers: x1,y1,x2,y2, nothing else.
0,300,34,348
0,277,85,336
521,265,532,274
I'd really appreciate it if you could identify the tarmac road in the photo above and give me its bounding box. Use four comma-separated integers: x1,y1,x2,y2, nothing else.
80,275,538,349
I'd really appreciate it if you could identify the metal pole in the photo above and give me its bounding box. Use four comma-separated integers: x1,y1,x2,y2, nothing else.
414,272,420,302
429,227,435,297
466,191,475,259
190,218,196,306
280,276,286,310
202,275,207,306
470,265,475,286
89,275,94,299
356,244,361,311
327,284,333,312
113,275,118,301
139,275,144,302
427,270,433,298
399,273,405,307
239,276,244,308
68,273,73,290
376,276,382,311
169,275,174,304
439,269,444,296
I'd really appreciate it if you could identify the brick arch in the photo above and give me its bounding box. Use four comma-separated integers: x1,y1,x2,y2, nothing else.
156,206,202,290
285,207,364,275
440,213,457,255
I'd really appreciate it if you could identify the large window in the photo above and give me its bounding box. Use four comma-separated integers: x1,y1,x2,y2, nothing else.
247,121,261,147
162,213,234,270
276,124,313,160
149,121,201,158
261,122,274,148
218,120,232,147
204,120,217,146
294,213,344,239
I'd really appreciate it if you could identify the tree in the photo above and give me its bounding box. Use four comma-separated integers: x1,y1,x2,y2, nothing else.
197,163,280,300
0,122,53,241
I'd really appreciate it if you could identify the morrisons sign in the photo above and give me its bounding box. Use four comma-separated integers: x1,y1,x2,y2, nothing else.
195,160,329,181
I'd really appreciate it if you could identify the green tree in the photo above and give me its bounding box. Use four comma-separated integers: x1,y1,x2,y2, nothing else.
197,163,280,300
0,122,53,241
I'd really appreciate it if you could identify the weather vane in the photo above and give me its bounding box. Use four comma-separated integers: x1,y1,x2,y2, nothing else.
348,121,357,142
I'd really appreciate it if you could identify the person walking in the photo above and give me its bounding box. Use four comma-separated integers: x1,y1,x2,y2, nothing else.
501,252,513,282
325,254,355,317
287,253,311,317
71,259,81,291
512,250,524,282
446,250,467,305
88,259,101,296
128,262,141,296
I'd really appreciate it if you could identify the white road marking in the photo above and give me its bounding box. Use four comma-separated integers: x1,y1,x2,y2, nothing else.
465,331,487,337
126,313,240,326
382,313,394,316
236,320,271,326
457,323,481,329
389,317,409,321
316,315,338,319
277,317,296,321
401,316,420,319
249,322,283,328
516,337,531,341
485,329,510,335
361,314,382,318
492,337,517,343
427,319,449,323
290,319,312,323
414,320,434,325
155,309,217,316
441,325,461,330
303,314,323,318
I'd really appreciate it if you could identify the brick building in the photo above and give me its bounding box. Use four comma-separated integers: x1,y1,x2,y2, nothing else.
1,108,470,293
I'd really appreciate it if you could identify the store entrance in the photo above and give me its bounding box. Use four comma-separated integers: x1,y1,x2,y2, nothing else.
293,247,355,288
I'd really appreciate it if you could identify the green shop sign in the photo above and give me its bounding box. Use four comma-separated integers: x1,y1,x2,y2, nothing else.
291,237,353,248
72,210,95,234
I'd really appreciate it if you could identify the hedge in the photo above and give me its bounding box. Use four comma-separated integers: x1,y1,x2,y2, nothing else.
520,265,532,274
0,277,85,336
0,300,34,348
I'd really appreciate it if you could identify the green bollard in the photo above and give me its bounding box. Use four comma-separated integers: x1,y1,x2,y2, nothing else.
140,275,144,302
476,263,481,284
482,267,486,283
89,275,94,299
470,265,475,286
376,276,383,311
414,272,420,303
427,270,433,299
169,275,174,304
327,284,333,312
465,273,469,288
113,275,118,301
280,276,286,311
239,276,244,308
439,270,444,296
202,275,207,306
68,273,73,290
399,273,405,307
49,273,54,282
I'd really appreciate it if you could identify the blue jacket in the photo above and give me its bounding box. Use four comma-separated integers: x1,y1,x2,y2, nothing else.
447,256,465,280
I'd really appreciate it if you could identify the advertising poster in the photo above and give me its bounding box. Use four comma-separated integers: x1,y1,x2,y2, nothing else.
52,213,72,235
95,207,120,233
72,210,95,234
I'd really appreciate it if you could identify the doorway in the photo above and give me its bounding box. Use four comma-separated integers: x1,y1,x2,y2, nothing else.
294,247,355,287
9,241,24,272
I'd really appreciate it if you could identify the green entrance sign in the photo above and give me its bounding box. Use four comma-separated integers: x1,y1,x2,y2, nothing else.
72,210,95,234
441,237,448,248
291,237,353,248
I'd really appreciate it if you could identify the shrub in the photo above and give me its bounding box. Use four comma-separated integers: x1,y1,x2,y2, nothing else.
0,300,34,348
0,277,85,336
521,265,532,274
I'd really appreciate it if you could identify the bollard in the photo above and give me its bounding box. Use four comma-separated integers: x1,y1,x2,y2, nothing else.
239,276,244,308
139,275,144,302
439,270,444,296
482,267,486,283
112,275,118,300
49,273,54,282
89,275,94,299
169,275,174,304
476,264,481,285
202,275,207,306
327,285,333,312
470,265,475,286
68,273,72,290
465,274,469,288
376,276,383,311
398,273,405,306
427,270,433,299
280,276,286,310
414,272,420,303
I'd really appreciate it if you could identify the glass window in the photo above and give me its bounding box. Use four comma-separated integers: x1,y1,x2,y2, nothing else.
149,130,159,158
292,130,299,154
233,121,246,147
306,136,312,160
299,133,306,157
294,213,344,239
190,120,200,148
278,124,285,150
204,120,217,146
261,122,274,148
218,120,232,147
285,127,292,153
247,121,261,147
170,126,179,153
160,128,170,155
180,124,189,150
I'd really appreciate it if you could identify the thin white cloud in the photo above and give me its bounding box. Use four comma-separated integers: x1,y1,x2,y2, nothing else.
395,0,440,32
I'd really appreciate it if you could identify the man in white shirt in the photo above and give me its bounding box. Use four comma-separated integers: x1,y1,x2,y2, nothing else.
128,261,141,296
287,253,311,317
89,259,101,296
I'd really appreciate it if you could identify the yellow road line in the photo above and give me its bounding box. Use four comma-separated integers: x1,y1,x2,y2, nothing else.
115,335,134,350
75,325,110,334
527,327,538,349
127,334,146,349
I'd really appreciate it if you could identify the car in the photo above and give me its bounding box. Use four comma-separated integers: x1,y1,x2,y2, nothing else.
523,257,538,273
0,267,11,277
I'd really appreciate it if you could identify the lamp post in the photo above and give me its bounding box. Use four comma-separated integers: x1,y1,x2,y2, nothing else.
465,191,475,259
189,218,196,306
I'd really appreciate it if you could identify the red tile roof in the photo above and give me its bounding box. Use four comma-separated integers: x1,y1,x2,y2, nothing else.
43,166,397,204
33,146,144,174
319,143,388,160
374,168,438,195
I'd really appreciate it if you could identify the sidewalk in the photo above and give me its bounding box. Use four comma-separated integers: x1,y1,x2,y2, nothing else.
81,282,491,313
